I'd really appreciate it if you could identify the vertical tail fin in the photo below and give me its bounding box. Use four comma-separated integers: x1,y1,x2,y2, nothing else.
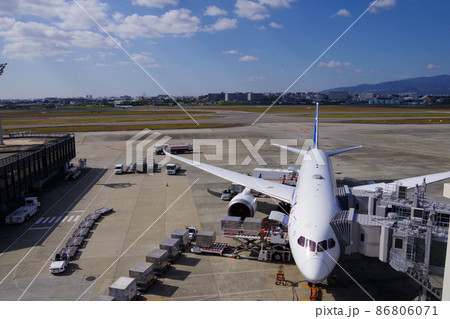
313,102,319,149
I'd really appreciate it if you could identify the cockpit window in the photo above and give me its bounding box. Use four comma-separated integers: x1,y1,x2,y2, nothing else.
307,240,316,252
298,237,336,252
328,238,336,249
298,236,305,247
317,240,327,252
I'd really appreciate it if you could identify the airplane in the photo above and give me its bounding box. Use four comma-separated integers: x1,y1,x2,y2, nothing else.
164,103,450,284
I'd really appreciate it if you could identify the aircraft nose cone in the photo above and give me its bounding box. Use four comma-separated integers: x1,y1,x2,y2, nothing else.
302,258,330,283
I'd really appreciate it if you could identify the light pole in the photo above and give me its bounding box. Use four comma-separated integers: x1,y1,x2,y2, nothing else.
0,63,7,145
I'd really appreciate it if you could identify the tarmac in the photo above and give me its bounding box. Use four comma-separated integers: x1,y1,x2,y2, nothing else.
0,113,449,301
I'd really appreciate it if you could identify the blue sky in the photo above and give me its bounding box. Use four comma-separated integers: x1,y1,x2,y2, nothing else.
0,0,449,99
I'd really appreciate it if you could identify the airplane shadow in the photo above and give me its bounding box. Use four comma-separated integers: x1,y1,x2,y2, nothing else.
163,267,191,281
173,254,201,267
148,279,178,297
207,188,222,198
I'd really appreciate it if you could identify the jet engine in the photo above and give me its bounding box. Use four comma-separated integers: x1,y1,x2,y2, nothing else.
228,188,257,219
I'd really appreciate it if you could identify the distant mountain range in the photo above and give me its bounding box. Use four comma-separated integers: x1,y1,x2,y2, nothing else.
322,74,450,95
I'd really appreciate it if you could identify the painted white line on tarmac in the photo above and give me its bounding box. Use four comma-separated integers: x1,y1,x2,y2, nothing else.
18,168,113,301
0,168,95,258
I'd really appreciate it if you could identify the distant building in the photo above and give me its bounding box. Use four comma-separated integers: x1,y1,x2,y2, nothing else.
207,93,225,101
248,92,264,103
225,92,248,103
328,91,348,102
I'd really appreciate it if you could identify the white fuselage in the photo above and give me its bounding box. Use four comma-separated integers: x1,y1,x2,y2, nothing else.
288,148,340,283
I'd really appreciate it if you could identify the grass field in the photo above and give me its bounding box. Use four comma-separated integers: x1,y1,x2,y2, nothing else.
2,115,220,126
2,104,449,133
2,122,238,133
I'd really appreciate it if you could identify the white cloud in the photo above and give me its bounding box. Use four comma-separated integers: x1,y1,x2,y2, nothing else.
426,64,442,70
269,22,283,29
74,55,92,61
332,9,351,18
207,18,238,32
0,0,110,31
0,21,71,59
0,17,15,30
70,30,116,48
108,9,202,39
223,50,239,55
0,20,116,59
239,55,259,62
204,5,227,16
57,0,109,30
249,75,266,81
235,0,270,21
319,60,351,68
132,0,178,8
370,0,397,13
132,52,156,65
259,0,295,8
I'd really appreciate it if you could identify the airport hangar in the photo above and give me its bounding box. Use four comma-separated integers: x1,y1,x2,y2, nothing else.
0,133,76,215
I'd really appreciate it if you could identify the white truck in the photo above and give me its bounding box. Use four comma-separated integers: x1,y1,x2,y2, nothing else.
166,163,180,175
49,254,69,274
5,197,41,224
136,157,147,173
114,164,123,174
221,183,245,201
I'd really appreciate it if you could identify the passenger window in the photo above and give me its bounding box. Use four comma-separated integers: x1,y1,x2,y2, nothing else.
317,240,327,252
298,236,305,247
308,240,316,252
328,238,336,249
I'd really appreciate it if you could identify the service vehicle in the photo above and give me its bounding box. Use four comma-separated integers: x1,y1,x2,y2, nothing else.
221,183,245,201
166,163,180,175
114,164,123,174
49,254,69,274
5,197,41,224
154,143,192,155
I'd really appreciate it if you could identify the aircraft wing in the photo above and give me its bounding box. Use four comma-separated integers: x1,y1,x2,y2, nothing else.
353,171,450,192
164,151,295,203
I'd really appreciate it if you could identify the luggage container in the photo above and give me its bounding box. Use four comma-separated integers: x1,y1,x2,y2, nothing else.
85,212,102,222
221,216,242,234
108,277,137,301
146,249,169,273
95,207,113,215
78,220,95,229
65,236,84,247
59,247,78,260
242,217,264,236
195,230,216,248
129,262,155,289
72,227,89,237
171,228,189,249
160,238,181,261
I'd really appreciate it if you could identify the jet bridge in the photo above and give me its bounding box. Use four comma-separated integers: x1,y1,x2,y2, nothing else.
332,182,450,300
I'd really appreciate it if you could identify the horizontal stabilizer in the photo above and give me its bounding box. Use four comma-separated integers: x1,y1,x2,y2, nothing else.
272,143,308,155
353,171,450,192
327,146,362,157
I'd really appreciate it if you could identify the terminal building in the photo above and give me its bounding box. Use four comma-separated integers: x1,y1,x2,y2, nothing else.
0,133,76,215
332,181,450,300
